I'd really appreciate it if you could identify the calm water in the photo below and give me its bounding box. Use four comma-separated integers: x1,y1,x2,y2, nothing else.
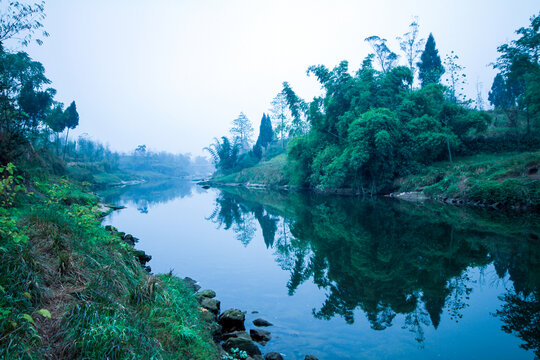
101,181,540,360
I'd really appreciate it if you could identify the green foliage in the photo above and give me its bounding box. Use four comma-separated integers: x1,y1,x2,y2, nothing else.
222,348,248,360
490,12,540,138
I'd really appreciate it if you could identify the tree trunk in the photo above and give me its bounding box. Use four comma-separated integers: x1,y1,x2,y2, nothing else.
63,128,70,160
445,135,453,166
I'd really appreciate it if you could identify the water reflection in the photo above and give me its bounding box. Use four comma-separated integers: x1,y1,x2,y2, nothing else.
100,180,200,213
208,187,540,354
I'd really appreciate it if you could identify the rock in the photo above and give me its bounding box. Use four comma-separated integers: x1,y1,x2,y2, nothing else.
219,309,246,333
196,289,216,302
248,356,263,360
123,234,137,246
253,318,273,327
304,356,319,360
250,329,271,344
222,337,261,357
264,353,284,360
104,225,117,232
134,249,151,266
252,310,259,314
183,277,201,292
206,322,222,340
201,298,220,314
221,330,251,341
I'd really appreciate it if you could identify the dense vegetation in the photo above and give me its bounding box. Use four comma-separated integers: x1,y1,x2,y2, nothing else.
207,15,540,205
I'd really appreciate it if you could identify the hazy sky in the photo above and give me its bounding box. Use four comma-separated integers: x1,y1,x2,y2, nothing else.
21,0,540,155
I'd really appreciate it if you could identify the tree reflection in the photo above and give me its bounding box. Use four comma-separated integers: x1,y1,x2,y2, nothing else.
207,187,540,352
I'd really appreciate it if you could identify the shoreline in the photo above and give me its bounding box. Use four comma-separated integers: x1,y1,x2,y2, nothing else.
198,180,536,212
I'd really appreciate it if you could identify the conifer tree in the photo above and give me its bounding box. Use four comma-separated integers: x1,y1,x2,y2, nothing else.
417,33,445,87
256,113,274,149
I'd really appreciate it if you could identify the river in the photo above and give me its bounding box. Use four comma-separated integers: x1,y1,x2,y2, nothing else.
100,180,540,360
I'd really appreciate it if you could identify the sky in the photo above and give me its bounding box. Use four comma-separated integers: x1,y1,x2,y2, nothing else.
17,0,540,156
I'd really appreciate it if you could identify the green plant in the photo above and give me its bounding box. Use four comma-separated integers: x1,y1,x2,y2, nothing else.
222,348,248,360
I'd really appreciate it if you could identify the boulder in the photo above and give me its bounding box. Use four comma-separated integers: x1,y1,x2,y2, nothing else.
253,318,273,327
123,234,137,246
196,289,216,302
264,353,284,360
206,322,222,340
250,329,271,344
201,298,220,314
183,277,201,292
104,225,117,232
134,249,151,266
221,330,251,341
222,337,261,357
219,309,246,333
304,356,319,360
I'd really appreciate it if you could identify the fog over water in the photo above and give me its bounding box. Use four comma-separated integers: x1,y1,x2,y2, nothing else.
19,0,540,155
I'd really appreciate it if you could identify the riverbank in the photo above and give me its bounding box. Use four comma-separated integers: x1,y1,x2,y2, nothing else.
204,151,540,211
0,164,218,359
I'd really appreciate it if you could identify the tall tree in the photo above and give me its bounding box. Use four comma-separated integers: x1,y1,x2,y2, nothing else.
365,36,398,74
417,33,445,87
230,112,254,151
62,101,79,158
443,51,467,103
396,18,425,86
492,12,540,136
281,82,308,137
269,92,291,148
255,113,274,150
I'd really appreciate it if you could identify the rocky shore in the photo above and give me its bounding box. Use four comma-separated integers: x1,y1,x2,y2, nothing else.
185,277,319,360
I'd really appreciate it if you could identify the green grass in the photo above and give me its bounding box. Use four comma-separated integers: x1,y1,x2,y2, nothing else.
213,153,289,186
395,151,540,208
0,168,218,359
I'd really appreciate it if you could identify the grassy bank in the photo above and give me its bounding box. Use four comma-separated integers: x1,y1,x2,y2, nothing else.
395,151,540,209
212,153,289,187
208,150,540,210
0,164,218,359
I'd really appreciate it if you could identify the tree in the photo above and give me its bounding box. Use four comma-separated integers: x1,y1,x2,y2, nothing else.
230,112,254,151
365,36,398,74
204,136,239,171
62,101,79,158
488,73,516,109
417,33,444,87
492,12,540,137
0,1,48,46
443,51,467,103
269,92,291,148
255,113,273,150
281,82,308,137
396,18,425,86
